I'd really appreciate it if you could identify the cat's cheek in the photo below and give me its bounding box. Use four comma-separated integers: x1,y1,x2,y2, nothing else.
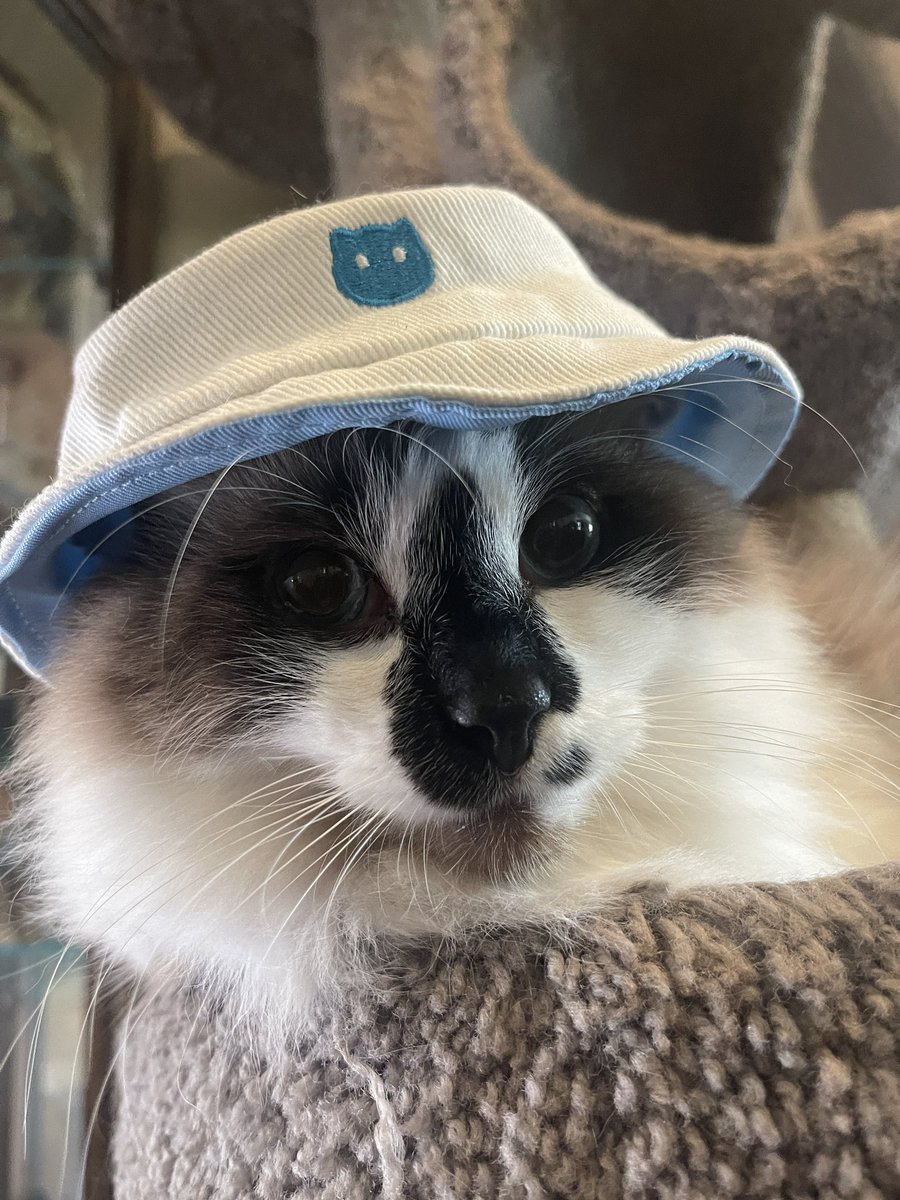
532,583,677,778
268,637,439,825
271,639,397,756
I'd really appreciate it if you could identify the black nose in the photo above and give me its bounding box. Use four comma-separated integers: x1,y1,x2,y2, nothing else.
445,668,551,775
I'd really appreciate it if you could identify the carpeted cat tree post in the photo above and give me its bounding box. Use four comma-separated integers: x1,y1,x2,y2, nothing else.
82,1,900,1195
114,870,900,1199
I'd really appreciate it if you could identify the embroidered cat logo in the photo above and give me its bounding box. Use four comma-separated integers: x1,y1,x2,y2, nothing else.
329,217,435,307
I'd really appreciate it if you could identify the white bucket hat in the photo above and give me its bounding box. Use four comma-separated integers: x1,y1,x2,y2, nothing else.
0,185,800,679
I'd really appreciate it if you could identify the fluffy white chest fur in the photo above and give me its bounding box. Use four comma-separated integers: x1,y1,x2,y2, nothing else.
11,416,900,1025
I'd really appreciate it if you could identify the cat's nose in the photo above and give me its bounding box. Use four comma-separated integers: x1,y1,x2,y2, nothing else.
446,670,551,775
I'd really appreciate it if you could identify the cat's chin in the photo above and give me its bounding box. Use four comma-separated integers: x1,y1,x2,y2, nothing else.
400,791,568,885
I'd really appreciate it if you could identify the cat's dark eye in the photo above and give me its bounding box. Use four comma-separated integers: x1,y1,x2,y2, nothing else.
520,495,602,585
277,549,373,626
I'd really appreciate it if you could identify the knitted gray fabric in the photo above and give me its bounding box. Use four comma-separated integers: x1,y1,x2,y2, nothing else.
112,865,900,1199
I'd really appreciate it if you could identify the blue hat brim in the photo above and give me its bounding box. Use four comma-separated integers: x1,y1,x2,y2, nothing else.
0,350,799,679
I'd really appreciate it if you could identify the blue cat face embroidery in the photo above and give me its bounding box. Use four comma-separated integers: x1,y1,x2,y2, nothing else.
329,217,435,307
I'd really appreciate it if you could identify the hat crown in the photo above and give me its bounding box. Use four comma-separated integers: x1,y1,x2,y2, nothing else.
60,187,662,475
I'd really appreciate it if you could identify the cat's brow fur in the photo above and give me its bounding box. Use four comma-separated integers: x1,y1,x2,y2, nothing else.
8,405,900,1026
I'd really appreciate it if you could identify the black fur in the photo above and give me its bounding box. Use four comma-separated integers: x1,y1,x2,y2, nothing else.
387,475,580,809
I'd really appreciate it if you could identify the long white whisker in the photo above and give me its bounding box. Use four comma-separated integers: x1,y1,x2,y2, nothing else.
158,456,244,658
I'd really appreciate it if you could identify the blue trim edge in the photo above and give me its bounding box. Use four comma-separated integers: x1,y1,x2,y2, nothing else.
0,350,799,678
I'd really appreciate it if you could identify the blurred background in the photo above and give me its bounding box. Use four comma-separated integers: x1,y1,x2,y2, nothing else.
0,1,899,1196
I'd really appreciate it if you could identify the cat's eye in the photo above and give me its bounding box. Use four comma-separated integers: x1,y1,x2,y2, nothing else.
520,494,602,585
277,549,374,626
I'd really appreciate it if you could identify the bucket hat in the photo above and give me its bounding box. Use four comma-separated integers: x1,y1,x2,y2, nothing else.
0,186,800,679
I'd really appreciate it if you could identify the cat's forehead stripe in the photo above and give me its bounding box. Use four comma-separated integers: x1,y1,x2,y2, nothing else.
385,429,524,609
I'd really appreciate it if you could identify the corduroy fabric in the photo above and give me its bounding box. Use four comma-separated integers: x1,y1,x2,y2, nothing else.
111,865,900,1199
54,187,780,474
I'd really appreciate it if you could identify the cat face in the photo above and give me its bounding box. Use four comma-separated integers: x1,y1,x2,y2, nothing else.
329,217,435,307
48,406,741,857
23,404,858,1015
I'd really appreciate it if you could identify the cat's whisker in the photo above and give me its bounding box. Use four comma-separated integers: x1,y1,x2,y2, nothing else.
57,948,118,1200
5,791,343,1030
90,793,350,952
254,788,391,916
45,773,341,939
258,806,396,970
322,816,396,935
0,941,89,1082
600,778,640,836
612,761,696,828
247,800,359,915
673,373,866,478
157,456,245,660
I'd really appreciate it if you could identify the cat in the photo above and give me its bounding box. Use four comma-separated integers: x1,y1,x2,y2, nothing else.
8,399,900,1028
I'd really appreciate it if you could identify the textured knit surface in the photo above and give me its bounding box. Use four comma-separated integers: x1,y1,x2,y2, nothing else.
112,865,900,1199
